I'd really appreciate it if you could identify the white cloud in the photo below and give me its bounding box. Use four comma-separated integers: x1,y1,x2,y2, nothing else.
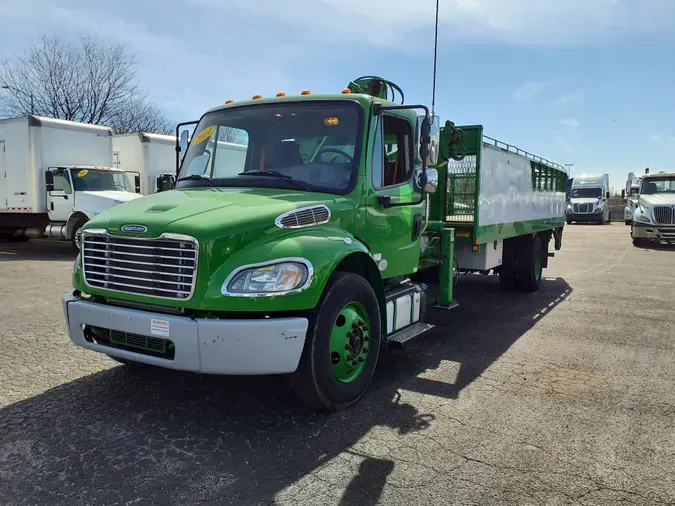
560,118,580,128
555,89,585,105
514,79,556,100
189,0,675,47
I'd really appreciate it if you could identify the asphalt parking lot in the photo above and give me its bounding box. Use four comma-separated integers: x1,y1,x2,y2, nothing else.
1,223,674,506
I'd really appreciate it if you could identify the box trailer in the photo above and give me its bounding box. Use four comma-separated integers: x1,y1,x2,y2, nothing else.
0,115,143,247
112,133,178,194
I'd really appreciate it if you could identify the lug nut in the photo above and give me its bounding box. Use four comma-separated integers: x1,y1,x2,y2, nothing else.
358,357,365,363
345,344,352,351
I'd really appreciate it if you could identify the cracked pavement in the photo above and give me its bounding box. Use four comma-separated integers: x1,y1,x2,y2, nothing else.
1,224,675,505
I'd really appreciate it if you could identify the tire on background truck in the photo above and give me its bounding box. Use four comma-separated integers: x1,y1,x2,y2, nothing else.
290,271,382,411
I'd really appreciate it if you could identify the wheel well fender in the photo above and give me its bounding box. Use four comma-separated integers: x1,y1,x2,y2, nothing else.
333,252,386,331
66,212,89,240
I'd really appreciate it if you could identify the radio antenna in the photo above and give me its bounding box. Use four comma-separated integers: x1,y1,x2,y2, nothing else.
431,0,440,118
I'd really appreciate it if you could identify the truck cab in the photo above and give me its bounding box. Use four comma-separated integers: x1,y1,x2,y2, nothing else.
631,171,675,246
566,172,611,224
62,77,565,411
45,165,144,249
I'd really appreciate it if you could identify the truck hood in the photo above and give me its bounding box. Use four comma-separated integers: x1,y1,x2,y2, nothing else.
75,190,144,217
639,194,675,206
84,187,355,243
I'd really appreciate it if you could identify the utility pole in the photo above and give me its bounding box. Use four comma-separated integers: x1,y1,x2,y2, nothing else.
1,85,35,115
564,163,574,176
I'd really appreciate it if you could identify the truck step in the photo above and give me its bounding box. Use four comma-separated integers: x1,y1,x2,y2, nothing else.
386,322,434,346
548,252,555,257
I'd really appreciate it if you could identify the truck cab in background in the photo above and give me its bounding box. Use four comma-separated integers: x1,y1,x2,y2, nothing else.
631,171,675,246
566,172,611,224
112,133,179,195
44,166,143,248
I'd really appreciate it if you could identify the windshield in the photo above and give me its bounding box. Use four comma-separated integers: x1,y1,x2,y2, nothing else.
640,176,675,194
571,187,602,198
177,102,363,194
70,168,134,192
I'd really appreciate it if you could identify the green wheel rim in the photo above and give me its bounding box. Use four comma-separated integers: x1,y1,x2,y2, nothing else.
534,247,543,281
329,301,371,383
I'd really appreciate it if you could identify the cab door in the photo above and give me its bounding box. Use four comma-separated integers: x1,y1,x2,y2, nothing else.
46,168,73,222
358,113,424,278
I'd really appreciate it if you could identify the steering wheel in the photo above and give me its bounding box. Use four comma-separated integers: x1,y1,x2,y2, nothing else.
315,148,353,164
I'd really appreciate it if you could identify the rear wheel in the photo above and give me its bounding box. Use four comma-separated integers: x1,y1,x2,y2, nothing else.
516,235,544,292
499,238,518,290
290,272,382,411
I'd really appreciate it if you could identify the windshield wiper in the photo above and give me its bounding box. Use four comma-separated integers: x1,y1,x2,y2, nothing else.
176,174,216,186
238,170,309,191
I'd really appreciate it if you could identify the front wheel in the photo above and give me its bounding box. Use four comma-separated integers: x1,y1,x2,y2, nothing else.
290,272,382,411
625,220,631,226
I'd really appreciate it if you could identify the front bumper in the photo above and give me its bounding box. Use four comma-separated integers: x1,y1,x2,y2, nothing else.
566,213,602,222
62,291,309,375
632,222,675,243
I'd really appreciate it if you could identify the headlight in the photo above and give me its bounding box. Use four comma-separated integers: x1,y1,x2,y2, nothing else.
594,207,602,213
222,259,312,296
635,214,650,223
566,204,572,212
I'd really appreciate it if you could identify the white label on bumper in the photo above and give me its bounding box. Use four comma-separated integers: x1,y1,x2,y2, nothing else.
151,319,170,337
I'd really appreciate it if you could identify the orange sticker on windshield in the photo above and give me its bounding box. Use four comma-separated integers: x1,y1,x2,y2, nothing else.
192,125,216,145
77,169,89,177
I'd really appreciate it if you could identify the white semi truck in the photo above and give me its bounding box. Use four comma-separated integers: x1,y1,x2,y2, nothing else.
112,133,178,194
0,115,144,248
565,172,611,224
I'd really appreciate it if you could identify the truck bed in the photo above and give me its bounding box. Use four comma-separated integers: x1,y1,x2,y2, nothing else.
441,126,567,244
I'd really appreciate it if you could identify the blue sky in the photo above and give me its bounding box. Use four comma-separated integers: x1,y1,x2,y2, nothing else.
1,0,674,192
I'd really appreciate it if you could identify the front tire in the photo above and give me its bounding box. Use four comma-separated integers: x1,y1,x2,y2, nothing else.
290,272,382,411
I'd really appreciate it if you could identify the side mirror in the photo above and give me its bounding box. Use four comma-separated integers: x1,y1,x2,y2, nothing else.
134,174,141,193
416,114,440,166
180,130,189,161
414,168,438,194
621,189,625,199
606,191,610,199
45,170,54,192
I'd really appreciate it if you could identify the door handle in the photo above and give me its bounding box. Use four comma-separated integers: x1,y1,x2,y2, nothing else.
51,202,54,211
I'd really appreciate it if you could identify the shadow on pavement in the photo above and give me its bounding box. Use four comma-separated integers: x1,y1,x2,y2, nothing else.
0,238,77,262
0,275,571,505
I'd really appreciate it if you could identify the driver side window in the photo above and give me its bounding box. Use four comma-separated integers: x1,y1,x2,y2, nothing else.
372,115,413,189
52,169,72,194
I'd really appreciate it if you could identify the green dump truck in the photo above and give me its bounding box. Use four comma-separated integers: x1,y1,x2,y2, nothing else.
63,77,566,411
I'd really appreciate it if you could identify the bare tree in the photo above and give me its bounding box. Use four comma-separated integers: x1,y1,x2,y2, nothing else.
217,126,248,145
0,34,173,134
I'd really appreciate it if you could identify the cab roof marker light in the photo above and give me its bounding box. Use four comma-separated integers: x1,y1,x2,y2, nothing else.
252,94,262,100
276,92,286,97
341,88,352,94
225,99,234,104
301,89,311,95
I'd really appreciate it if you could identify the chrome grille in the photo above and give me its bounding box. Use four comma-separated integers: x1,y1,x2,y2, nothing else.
275,205,331,229
573,203,591,213
82,231,198,300
653,206,675,225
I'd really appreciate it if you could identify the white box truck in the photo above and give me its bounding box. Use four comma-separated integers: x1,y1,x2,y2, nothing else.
565,172,611,224
112,133,178,194
0,115,144,248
